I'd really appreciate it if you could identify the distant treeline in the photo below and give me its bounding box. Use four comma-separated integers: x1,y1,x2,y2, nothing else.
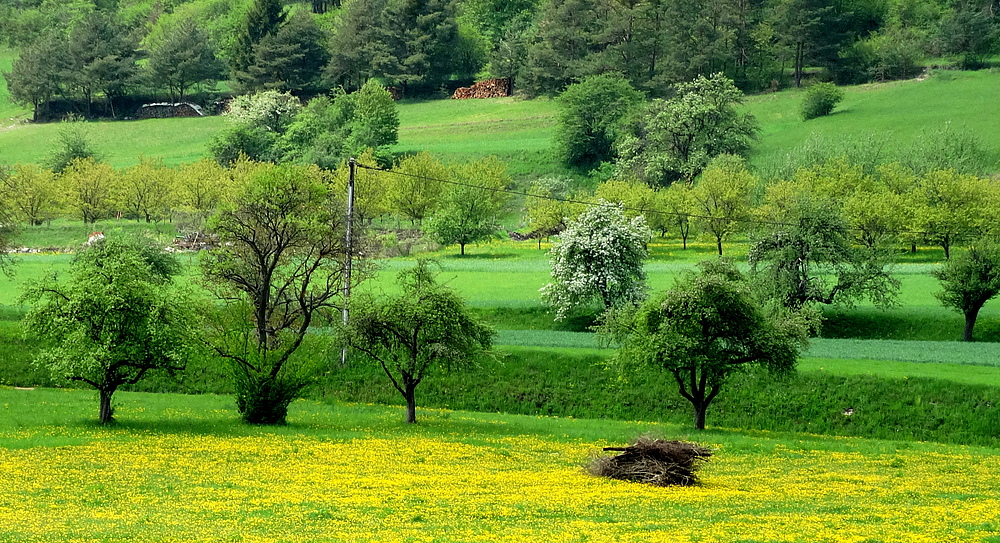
2,0,998,121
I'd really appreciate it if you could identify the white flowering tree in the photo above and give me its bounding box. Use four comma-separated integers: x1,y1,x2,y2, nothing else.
541,201,651,320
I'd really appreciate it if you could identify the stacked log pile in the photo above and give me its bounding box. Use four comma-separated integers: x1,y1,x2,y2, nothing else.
452,78,513,99
136,102,205,119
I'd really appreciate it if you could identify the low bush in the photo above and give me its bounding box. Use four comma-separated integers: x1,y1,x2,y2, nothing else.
801,83,845,120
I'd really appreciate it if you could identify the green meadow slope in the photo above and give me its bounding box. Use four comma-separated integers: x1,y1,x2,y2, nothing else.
2,70,999,175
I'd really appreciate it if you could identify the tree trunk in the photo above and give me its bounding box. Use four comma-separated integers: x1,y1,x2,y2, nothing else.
716,236,723,256
693,403,707,430
963,307,981,342
98,388,115,424
460,243,465,256
404,384,417,424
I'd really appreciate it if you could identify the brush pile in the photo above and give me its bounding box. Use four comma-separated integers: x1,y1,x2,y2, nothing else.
451,78,513,99
589,436,713,487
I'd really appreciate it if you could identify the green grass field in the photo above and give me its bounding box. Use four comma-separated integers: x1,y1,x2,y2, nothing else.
2,386,1000,543
4,69,999,176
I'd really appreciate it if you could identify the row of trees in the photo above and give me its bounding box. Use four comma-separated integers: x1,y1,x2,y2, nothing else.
7,0,997,121
16,159,494,426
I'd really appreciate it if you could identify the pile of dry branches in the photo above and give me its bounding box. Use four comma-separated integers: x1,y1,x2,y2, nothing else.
589,436,713,487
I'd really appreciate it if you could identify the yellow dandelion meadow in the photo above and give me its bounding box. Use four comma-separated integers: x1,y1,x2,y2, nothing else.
1,428,999,542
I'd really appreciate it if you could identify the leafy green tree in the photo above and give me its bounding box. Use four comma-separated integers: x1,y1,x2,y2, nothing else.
147,19,226,101
3,32,68,122
202,162,352,425
938,1,999,69
523,176,581,249
58,157,116,224
660,182,695,248
541,201,651,320
933,240,1000,342
115,158,174,223
22,236,196,423
245,10,330,93
230,0,286,84
773,0,843,87
615,73,758,185
426,157,512,255
554,75,644,168
210,90,301,165
344,260,494,424
0,164,61,226
280,81,399,168
691,155,756,256
749,196,899,310
602,258,810,430
387,152,447,225
913,169,988,259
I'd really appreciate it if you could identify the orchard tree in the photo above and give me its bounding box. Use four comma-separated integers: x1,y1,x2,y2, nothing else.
523,176,581,248
691,155,756,256
201,162,356,425
615,73,758,185
914,169,988,259
594,179,657,221
749,196,899,310
427,157,512,255
541,201,651,320
0,164,61,226
115,158,174,223
147,19,226,101
554,74,644,168
0,170,16,271
59,157,116,224
174,159,233,219
345,260,494,424
661,182,695,248
602,259,811,430
933,240,1000,342
22,236,197,424
387,152,448,225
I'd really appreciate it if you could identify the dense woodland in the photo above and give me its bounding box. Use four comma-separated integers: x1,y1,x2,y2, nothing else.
2,0,999,121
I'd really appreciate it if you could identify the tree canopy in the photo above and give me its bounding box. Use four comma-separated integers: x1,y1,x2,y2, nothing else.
345,260,494,423
602,259,811,430
541,202,651,320
21,235,196,423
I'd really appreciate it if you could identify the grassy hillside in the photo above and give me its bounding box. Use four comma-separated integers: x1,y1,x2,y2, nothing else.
4,70,999,176
747,70,1000,174
0,48,30,126
2,386,1000,543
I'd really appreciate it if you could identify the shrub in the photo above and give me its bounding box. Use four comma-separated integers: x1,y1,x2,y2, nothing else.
801,82,845,120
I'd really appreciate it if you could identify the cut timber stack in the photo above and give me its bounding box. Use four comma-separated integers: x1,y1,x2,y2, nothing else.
452,78,513,99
